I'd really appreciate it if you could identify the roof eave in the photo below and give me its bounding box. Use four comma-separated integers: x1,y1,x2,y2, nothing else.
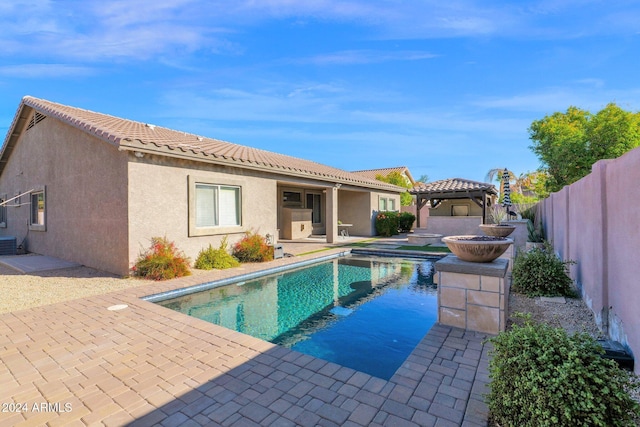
0,101,32,177
118,141,405,193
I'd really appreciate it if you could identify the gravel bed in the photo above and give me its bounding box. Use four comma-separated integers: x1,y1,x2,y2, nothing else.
0,264,145,314
508,291,604,338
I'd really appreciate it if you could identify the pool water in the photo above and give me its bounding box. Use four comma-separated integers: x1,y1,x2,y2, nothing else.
157,255,438,379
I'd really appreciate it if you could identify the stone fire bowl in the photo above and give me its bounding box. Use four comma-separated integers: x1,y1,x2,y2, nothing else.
442,235,513,263
479,224,516,238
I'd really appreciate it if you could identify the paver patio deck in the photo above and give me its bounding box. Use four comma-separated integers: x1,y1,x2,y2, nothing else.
0,247,491,427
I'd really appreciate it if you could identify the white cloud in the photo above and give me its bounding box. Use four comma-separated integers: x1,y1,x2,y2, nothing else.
472,86,640,113
1,0,639,63
293,50,437,66
154,83,531,143
0,64,95,78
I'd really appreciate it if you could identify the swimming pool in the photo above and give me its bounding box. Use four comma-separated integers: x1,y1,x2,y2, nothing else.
155,254,438,379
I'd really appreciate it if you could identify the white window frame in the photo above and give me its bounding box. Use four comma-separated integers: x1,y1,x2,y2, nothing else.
378,196,397,212
188,176,243,236
29,186,46,231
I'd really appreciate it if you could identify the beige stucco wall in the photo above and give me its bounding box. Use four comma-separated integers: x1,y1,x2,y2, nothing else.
418,216,483,237
338,189,375,236
0,116,130,274
540,147,640,374
127,155,278,270
367,190,402,236
429,199,484,217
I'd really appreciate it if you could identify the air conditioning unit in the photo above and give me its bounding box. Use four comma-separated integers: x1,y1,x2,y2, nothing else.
0,237,17,256
273,244,284,259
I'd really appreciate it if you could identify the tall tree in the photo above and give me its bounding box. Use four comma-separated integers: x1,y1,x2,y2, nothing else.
529,103,640,193
376,171,413,206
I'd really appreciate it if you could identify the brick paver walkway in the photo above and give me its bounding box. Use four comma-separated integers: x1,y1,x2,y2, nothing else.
1,250,491,426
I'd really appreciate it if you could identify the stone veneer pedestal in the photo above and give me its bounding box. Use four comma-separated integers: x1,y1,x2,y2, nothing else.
435,255,509,335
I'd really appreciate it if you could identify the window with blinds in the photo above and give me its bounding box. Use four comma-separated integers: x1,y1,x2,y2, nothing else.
195,184,240,228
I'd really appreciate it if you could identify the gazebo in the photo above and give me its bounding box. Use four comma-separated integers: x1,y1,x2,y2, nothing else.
409,178,498,227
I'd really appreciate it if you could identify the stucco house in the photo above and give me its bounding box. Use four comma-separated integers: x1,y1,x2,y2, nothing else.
0,96,403,275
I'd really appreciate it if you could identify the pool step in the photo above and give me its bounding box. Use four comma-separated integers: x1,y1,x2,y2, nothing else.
330,306,353,316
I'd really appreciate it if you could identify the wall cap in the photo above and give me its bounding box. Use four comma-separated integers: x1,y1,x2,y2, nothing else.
435,255,508,278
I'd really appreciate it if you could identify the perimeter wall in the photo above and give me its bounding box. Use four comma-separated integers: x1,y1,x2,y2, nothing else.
539,146,640,373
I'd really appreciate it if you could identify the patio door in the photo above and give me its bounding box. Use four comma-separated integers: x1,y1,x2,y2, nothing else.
306,192,324,233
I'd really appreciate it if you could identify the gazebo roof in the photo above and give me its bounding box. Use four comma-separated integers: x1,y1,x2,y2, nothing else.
410,178,497,199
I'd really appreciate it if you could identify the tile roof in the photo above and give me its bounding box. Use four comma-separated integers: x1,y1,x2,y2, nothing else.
1,96,403,192
411,178,497,195
351,166,415,184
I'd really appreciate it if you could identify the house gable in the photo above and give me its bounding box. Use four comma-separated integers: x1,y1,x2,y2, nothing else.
0,107,130,273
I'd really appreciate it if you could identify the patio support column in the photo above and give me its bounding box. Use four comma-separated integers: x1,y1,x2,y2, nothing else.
326,185,339,243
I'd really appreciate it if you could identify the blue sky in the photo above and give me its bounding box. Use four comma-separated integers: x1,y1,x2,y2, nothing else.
1,1,639,183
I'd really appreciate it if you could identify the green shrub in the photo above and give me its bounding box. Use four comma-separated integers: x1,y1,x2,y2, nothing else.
520,205,537,222
526,218,544,242
489,315,640,427
398,212,416,232
375,211,399,236
512,241,575,297
195,237,240,270
232,231,274,263
133,237,191,280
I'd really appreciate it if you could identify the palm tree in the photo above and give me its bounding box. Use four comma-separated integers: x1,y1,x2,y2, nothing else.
485,168,517,199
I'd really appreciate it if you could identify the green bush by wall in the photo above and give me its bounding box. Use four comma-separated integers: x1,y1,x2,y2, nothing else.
489,315,640,426
195,237,240,270
375,211,399,236
132,237,191,280
512,242,575,297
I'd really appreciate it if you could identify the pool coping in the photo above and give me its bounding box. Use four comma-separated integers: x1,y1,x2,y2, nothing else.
0,248,491,426
142,248,443,303
142,250,352,303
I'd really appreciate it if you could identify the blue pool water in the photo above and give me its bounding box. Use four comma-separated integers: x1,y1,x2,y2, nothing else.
157,255,438,379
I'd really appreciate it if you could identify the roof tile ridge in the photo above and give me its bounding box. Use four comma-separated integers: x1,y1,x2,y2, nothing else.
23,96,128,145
